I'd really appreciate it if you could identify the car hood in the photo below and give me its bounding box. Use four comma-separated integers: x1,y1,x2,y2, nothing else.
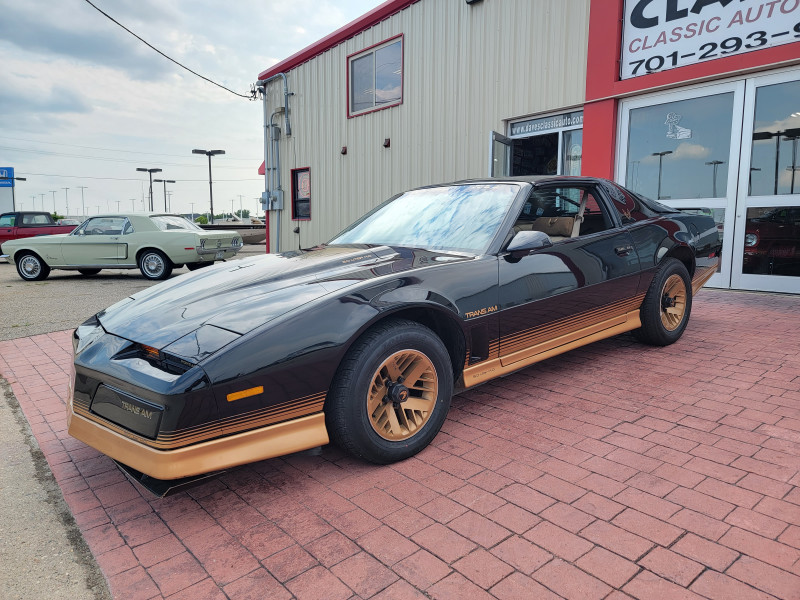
97,245,471,350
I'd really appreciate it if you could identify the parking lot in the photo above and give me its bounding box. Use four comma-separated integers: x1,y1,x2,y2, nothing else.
1,256,799,599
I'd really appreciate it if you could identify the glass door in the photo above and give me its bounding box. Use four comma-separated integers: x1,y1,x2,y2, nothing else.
490,131,512,177
617,81,745,288
732,69,800,293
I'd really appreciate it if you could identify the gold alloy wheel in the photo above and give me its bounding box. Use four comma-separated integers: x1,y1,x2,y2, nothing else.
660,274,687,331
367,349,438,441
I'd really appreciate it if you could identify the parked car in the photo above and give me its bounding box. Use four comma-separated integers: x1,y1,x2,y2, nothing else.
743,207,800,276
1,213,243,281
68,177,721,494
57,218,83,226
0,211,78,249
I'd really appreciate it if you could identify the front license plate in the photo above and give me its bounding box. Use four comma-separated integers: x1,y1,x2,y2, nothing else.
215,250,224,259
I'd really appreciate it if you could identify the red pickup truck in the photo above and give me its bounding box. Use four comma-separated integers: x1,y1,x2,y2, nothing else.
0,212,79,252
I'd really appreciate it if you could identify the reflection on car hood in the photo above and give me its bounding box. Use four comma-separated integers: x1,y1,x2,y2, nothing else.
98,245,470,349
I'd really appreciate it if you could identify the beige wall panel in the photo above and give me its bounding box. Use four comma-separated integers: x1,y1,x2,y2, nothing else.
262,0,589,251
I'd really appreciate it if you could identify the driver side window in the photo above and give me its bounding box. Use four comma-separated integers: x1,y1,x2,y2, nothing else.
513,186,613,241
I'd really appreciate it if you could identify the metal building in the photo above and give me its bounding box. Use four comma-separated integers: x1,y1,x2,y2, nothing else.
257,0,800,294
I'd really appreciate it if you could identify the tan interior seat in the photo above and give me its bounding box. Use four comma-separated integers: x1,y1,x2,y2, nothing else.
514,216,575,242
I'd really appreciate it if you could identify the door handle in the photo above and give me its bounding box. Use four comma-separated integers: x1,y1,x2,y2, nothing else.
615,245,633,256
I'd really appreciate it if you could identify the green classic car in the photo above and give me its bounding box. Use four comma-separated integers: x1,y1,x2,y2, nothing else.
0,213,243,281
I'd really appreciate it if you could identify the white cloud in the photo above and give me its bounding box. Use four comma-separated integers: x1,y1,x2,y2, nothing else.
0,0,384,216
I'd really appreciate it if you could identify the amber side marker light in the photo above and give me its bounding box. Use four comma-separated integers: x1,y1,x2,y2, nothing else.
141,345,160,360
227,386,264,402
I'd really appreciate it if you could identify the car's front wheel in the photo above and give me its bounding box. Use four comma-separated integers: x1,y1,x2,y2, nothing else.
634,258,692,346
326,319,453,464
16,252,50,281
138,250,173,280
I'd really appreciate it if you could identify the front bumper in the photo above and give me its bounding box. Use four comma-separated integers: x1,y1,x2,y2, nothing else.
67,406,328,480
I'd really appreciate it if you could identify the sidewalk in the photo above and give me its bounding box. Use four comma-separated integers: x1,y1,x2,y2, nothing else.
0,289,798,599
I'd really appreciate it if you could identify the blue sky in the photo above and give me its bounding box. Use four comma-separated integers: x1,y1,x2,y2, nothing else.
0,0,384,216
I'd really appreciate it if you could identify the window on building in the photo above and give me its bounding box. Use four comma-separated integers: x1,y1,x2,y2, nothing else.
292,168,311,220
348,36,403,116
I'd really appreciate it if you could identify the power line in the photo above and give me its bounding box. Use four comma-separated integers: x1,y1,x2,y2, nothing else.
0,135,261,161
1,145,256,169
18,172,262,182
82,0,255,100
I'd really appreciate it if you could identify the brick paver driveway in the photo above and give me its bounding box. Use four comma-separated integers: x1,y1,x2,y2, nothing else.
1,289,798,600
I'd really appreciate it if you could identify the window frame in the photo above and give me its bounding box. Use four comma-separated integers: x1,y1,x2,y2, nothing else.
291,167,311,221
346,34,404,119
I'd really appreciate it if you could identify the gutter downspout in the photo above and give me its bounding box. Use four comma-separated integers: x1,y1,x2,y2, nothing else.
255,73,292,254
270,109,283,253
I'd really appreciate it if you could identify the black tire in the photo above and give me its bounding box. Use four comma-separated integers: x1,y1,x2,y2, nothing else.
78,269,101,276
16,252,50,281
138,250,173,280
326,319,454,464
186,262,212,271
634,258,692,346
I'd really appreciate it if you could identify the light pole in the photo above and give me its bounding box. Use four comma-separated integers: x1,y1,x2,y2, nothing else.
153,179,175,212
136,167,162,211
705,160,724,197
61,188,69,216
77,186,88,219
190,202,195,220
652,151,673,200
50,190,57,214
0,175,26,210
192,149,225,223
31,195,36,210
40,193,46,214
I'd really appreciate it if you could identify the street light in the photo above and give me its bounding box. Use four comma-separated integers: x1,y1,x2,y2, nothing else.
652,151,673,200
77,186,88,219
705,160,724,198
192,149,225,223
153,178,175,212
752,128,800,195
136,167,162,211
0,175,26,210
61,188,69,216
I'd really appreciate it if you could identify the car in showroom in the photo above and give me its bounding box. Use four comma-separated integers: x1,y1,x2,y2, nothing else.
1,213,243,281
67,177,721,494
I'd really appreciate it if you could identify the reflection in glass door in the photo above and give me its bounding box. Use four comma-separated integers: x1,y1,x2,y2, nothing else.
617,81,745,288
733,70,800,293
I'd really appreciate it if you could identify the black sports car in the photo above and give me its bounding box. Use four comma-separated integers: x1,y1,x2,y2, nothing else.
68,176,721,492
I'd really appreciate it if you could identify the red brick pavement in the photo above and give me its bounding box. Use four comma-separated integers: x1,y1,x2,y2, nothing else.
1,289,799,600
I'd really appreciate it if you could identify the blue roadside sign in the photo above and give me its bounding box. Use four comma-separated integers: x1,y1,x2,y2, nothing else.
0,167,15,187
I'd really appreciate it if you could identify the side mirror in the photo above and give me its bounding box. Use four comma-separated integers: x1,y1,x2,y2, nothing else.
506,230,552,259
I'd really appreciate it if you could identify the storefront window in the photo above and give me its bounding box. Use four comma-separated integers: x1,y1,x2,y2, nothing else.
562,129,583,176
625,93,734,200
742,206,800,277
507,110,583,176
748,80,800,197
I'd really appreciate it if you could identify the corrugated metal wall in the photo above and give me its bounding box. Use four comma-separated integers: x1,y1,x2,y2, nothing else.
262,0,590,251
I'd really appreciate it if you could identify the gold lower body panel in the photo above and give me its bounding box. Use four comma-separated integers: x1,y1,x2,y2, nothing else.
462,309,642,387
67,410,329,480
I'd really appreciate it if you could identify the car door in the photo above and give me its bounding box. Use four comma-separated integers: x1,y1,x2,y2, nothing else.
497,183,642,368
61,217,128,266
0,214,16,246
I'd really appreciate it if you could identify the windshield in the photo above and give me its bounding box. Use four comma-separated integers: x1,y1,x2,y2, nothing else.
329,183,520,254
150,215,203,231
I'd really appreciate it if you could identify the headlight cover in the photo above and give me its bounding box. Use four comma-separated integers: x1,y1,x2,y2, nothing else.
744,233,758,247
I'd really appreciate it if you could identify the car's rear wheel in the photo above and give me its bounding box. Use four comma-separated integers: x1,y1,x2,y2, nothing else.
138,250,173,280
16,253,50,281
78,269,101,276
634,258,692,346
326,319,453,464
